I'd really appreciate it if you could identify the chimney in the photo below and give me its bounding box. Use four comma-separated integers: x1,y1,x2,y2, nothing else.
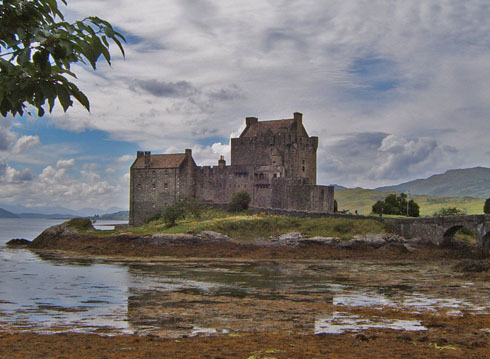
246,116,258,126
218,155,226,168
185,148,192,157
136,151,144,158
294,112,303,135
144,151,151,168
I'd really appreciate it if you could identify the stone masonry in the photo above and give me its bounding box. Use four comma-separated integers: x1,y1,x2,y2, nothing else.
129,112,334,226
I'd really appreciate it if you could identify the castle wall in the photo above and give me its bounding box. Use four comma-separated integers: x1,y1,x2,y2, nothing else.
270,179,334,212
129,156,196,226
129,113,334,225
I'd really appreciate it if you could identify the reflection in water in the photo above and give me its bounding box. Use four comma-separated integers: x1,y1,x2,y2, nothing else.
315,312,427,334
0,250,489,337
0,248,130,334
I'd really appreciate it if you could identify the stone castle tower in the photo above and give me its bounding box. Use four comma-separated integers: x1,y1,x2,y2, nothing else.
129,112,334,225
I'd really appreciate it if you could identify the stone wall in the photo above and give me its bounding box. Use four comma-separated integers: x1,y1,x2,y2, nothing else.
129,155,196,226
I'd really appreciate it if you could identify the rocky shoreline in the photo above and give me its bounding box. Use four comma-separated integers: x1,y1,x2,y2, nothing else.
6,221,485,263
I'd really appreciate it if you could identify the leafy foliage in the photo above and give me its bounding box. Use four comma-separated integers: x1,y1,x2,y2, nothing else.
333,199,338,213
484,198,490,214
228,191,251,212
162,203,185,227
160,198,204,227
433,207,466,216
0,0,125,117
372,193,420,217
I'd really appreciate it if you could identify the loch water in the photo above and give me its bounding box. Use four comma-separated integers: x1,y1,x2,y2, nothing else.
0,218,489,336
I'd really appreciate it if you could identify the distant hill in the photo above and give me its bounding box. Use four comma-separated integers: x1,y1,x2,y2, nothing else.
100,211,129,220
335,188,485,216
376,167,490,198
17,213,76,219
0,208,19,218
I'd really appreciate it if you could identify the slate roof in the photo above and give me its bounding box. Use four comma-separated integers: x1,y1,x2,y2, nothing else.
240,119,295,138
132,153,186,169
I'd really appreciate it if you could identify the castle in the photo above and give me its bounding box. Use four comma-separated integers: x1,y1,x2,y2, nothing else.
129,112,334,225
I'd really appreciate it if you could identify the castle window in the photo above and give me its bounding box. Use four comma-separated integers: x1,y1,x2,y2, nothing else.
164,183,168,190
273,173,277,178
136,184,142,190
152,171,156,177
152,183,156,190
302,160,306,172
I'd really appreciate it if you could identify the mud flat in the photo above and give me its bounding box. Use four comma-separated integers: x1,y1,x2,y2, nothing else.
1,222,489,358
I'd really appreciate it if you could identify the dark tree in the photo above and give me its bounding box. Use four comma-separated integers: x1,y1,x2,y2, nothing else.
0,0,125,117
372,193,419,217
484,198,490,214
229,191,251,212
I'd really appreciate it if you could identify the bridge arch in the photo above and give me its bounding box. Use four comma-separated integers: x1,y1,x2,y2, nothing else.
442,225,477,247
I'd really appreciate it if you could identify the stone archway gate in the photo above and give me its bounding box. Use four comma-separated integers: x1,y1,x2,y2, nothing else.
388,214,490,256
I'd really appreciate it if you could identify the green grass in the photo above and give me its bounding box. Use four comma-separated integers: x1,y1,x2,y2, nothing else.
117,208,386,241
335,188,485,217
67,218,93,231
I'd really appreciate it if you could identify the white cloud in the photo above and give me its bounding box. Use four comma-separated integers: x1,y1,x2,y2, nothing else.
115,154,134,163
11,135,41,154
56,159,76,169
2,0,490,210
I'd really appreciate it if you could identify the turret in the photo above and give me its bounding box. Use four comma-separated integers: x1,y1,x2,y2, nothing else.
218,155,226,168
294,112,303,135
144,151,151,168
246,116,258,126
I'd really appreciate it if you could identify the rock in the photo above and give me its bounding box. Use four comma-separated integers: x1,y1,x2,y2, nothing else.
355,333,369,341
6,238,31,247
197,231,230,242
147,233,197,245
378,242,415,253
301,237,340,246
338,239,367,249
398,334,413,341
453,260,490,273
278,232,303,241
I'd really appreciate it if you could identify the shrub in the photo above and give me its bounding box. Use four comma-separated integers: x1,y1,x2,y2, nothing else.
229,191,251,212
162,203,186,227
484,198,490,214
144,212,162,224
433,207,466,216
175,198,203,219
334,199,338,213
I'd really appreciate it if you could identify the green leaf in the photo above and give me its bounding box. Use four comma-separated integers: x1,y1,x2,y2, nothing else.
56,84,73,112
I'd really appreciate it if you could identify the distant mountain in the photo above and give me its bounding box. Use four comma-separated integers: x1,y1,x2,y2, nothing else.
100,211,129,220
376,167,490,198
329,184,348,191
0,204,128,217
0,208,19,218
17,213,76,219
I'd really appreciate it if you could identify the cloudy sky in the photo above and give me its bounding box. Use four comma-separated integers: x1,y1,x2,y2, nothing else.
2,0,490,211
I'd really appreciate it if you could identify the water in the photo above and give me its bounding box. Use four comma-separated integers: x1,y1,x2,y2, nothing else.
0,218,131,334
0,219,489,336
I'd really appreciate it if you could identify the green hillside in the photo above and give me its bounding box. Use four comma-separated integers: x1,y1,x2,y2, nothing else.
376,167,490,198
335,188,485,216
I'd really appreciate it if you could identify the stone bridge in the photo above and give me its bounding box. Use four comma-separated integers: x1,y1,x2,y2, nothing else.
388,214,490,256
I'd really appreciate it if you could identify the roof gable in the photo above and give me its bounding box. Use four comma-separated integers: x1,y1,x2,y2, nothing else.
132,153,186,169
240,119,295,138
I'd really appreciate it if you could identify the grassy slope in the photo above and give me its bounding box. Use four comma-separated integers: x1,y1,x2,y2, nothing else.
335,188,485,216
121,208,386,241
377,167,490,198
